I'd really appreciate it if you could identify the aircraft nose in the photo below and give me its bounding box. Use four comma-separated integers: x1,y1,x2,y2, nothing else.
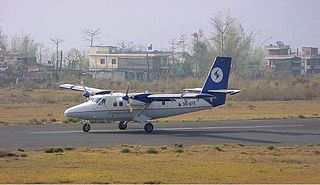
64,108,72,117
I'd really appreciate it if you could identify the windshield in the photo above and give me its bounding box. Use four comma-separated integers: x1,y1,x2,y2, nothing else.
93,98,102,104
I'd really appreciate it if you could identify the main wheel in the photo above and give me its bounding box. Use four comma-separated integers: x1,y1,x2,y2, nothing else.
118,121,127,130
144,122,153,133
82,123,91,132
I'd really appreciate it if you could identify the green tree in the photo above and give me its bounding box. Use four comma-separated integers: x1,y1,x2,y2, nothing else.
210,12,255,75
0,27,8,64
65,48,84,70
11,32,38,58
191,29,212,77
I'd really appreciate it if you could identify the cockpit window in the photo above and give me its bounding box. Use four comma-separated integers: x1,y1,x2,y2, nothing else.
99,99,106,106
93,98,102,104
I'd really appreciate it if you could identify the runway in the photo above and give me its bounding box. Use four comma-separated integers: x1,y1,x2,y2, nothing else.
0,118,319,150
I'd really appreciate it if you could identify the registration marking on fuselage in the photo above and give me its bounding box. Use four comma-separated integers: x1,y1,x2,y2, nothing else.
30,124,303,134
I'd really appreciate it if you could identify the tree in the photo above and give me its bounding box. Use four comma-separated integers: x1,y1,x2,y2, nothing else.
50,38,65,70
191,29,212,77
0,27,7,64
177,34,188,54
65,48,84,70
11,32,38,58
210,12,255,75
210,12,236,56
81,28,101,47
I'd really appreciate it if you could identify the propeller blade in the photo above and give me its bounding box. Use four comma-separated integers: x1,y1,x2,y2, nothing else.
125,82,130,96
81,83,90,98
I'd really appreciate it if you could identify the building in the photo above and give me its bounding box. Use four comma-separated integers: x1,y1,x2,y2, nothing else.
88,46,172,81
265,42,303,75
301,47,320,75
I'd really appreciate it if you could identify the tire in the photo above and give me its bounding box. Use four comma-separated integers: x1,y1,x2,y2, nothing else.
82,123,91,132
144,122,153,133
118,121,127,130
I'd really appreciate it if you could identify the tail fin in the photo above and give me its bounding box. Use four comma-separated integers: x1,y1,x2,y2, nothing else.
201,56,232,106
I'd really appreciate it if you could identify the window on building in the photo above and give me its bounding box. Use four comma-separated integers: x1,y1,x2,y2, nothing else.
100,58,106,65
100,58,106,64
113,102,117,107
112,58,117,65
119,102,123,106
162,101,165,105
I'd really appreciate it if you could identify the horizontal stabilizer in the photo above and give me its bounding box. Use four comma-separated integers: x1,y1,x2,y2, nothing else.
208,89,242,95
184,88,241,95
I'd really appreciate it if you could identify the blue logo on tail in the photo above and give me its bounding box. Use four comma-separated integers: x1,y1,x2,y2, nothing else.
202,56,232,106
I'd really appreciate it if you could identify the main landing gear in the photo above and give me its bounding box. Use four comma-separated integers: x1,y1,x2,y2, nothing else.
82,121,91,132
118,121,128,130
144,122,153,133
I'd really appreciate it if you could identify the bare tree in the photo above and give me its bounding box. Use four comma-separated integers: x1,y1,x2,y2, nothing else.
81,28,101,47
210,12,236,55
50,38,65,70
177,34,187,54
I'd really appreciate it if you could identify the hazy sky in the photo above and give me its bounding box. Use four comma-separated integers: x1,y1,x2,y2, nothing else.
1,0,320,51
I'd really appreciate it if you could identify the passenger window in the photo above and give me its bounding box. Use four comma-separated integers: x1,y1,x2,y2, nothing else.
113,102,117,107
162,101,165,105
119,102,123,106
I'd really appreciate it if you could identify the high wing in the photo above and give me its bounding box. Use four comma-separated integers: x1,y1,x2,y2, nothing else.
59,84,112,95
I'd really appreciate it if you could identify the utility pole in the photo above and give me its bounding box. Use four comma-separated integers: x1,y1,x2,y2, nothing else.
146,52,150,81
59,50,63,72
50,38,65,70
168,39,178,78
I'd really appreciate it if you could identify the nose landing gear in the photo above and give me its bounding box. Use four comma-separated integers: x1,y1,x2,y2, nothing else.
82,122,91,132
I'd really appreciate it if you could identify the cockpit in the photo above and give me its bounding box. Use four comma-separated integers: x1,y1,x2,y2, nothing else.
90,97,107,106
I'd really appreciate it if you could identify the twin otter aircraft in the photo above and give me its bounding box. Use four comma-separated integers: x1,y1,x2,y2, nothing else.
61,56,241,133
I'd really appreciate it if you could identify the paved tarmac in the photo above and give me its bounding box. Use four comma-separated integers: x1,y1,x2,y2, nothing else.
0,118,319,150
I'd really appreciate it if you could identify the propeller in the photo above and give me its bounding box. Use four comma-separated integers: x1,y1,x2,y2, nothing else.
122,83,133,113
81,80,90,98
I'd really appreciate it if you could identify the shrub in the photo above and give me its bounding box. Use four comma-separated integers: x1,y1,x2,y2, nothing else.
160,146,167,150
267,145,275,150
64,147,74,151
174,143,183,148
0,151,27,158
214,146,222,152
121,147,130,153
45,147,64,153
175,148,184,153
28,119,42,125
50,118,57,123
146,148,158,154
144,180,162,184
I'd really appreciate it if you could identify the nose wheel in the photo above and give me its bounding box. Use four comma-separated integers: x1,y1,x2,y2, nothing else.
118,121,128,130
82,122,91,132
144,122,153,133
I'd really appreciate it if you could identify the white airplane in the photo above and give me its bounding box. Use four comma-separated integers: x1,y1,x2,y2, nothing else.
60,56,241,133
